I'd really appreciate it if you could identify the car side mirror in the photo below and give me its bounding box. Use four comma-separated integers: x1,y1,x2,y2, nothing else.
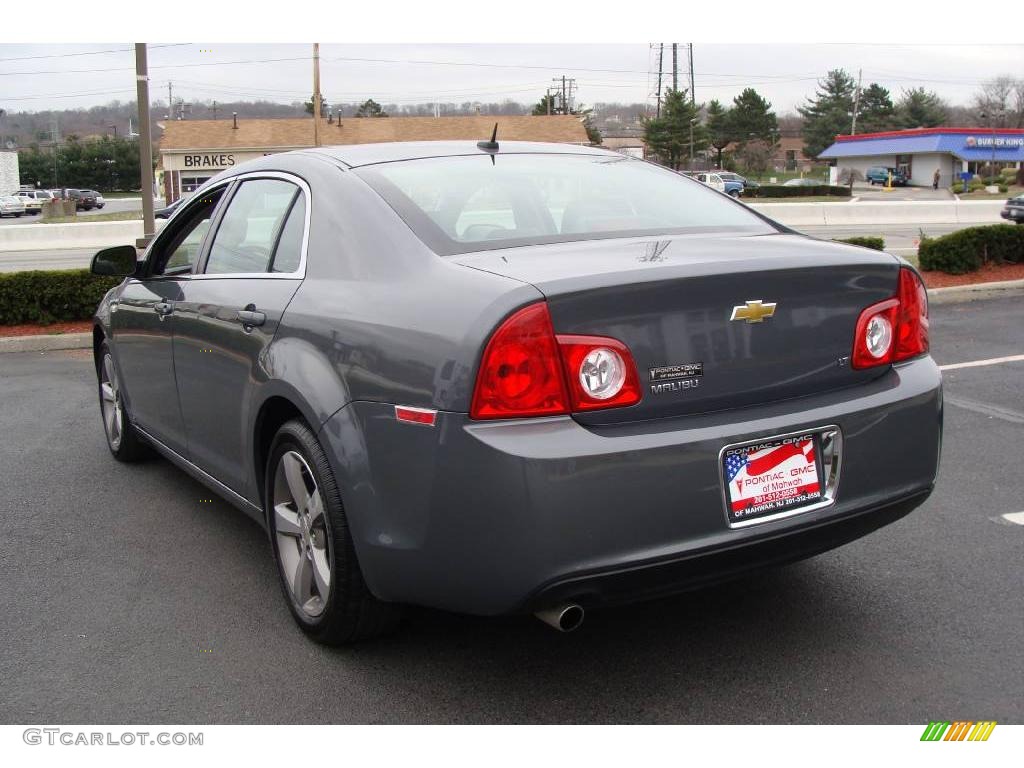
91,245,138,277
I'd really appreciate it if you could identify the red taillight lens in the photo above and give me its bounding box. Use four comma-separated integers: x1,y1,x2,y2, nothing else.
894,266,929,361
470,303,642,419
852,267,929,370
556,335,642,411
470,302,569,419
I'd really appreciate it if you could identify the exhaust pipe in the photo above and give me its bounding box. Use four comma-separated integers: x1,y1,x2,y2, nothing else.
535,603,584,633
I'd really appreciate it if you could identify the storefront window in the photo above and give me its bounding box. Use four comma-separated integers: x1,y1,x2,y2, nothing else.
181,175,213,194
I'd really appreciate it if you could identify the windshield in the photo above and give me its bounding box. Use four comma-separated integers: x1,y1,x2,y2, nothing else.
355,153,776,255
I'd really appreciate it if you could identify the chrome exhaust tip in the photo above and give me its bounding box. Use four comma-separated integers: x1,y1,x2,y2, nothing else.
535,603,584,633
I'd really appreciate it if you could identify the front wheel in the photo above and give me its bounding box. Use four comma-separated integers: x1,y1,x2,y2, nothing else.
97,341,150,461
266,419,401,644
729,189,740,198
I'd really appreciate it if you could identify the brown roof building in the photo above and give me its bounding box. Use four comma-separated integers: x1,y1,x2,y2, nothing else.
158,115,590,202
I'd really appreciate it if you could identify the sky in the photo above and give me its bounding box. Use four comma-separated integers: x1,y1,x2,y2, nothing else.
1,43,1022,115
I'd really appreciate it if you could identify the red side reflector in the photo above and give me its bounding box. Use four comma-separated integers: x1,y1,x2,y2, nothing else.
394,406,437,426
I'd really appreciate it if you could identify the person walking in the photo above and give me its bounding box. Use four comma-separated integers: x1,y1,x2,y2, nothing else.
933,168,941,190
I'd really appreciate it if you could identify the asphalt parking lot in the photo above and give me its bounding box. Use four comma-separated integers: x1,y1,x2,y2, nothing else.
0,296,1021,724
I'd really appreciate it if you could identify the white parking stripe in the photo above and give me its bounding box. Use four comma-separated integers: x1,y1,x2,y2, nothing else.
1000,512,1024,526
938,354,1024,371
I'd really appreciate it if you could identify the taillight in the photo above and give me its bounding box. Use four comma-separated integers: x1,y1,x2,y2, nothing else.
556,335,642,411
470,303,642,419
894,266,929,361
470,303,569,419
852,267,929,370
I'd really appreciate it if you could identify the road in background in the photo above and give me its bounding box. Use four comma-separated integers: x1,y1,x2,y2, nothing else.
0,197,162,226
0,298,1020,723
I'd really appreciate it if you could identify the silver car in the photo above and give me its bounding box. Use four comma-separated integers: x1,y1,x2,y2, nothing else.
0,195,26,218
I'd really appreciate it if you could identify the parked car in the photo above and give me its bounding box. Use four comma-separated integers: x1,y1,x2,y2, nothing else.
782,177,822,187
155,198,182,219
84,190,106,209
0,195,26,217
718,171,759,191
865,166,908,186
65,189,98,210
695,172,727,194
1000,194,1024,224
90,142,941,644
14,190,45,215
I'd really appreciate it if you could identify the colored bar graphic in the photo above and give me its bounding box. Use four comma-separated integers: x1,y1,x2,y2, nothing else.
920,720,996,742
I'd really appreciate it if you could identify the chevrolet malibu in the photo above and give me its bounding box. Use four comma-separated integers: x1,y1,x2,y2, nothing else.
90,141,942,644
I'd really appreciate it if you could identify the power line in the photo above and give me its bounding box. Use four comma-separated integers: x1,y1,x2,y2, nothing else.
0,43,189,63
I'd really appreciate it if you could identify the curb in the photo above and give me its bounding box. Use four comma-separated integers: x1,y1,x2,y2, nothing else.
927,278,1024,305
0,280,1020,353
0,332,92,354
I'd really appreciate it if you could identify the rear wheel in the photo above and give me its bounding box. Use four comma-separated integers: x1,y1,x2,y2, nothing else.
97,341,150,461
266,419,401,644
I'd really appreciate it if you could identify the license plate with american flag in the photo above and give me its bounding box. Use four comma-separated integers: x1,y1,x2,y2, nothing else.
722,433,823,525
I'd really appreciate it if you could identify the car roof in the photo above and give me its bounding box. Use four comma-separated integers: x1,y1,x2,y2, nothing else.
304,140,611,168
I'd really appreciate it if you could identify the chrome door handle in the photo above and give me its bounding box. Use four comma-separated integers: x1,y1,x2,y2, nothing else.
237,307,266,327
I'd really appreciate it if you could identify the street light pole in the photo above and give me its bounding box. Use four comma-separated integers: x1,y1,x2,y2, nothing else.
135,43,156,243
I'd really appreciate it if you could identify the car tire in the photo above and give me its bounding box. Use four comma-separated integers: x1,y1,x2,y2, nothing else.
266,419,401,645
729,189,740,198
97,340,151,462
14,212,22,217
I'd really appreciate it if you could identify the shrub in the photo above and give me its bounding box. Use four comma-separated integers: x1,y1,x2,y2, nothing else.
918,225,1024,275
747,184,852,199
835,236,885,251
999,184,1009,194
0,269,119,325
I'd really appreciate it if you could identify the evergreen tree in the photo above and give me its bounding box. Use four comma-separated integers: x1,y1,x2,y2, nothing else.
355,99,388,118
730,88,778,144
531,94,557,115
705,99,736,168
895,88,947,128
856,83,897,133
798,69,857,158
643,90,706,170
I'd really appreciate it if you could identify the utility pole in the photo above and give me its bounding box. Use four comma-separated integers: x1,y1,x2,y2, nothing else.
688,44,695,104
655,44,664,117
851,68,863,135
562,76,567,115
312,43,322,147
136,43,156,243
672,43,678,92
211,100,219,120
167,81,173,119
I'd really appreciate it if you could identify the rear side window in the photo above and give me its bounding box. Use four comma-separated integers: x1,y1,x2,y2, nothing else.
354,153,775,255
270,195,306,273
205,179,299,275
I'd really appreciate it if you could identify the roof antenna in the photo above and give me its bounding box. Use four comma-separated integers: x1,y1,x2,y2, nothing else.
477,122,499,152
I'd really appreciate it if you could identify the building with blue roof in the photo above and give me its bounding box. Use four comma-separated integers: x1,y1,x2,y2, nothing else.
819,127,1024,187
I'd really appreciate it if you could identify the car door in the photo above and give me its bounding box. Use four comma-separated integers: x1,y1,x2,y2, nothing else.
111,187,227,455
172,174,308,498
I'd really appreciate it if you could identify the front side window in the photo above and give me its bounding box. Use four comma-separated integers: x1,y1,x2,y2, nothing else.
205,179,300,275
355,153,775,255
149,188,225,276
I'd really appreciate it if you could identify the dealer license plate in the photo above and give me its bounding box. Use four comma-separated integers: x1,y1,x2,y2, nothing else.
722,432,823,526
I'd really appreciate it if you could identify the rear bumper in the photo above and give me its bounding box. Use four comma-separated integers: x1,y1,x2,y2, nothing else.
319,356,942,615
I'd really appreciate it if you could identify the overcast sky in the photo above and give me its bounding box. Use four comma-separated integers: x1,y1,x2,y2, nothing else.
2,43,1022,115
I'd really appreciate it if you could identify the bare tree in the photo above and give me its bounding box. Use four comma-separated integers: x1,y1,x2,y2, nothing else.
973,76,1024,127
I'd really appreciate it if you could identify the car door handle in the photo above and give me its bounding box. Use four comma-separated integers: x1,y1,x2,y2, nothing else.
154,301,173,317
236,307,266,327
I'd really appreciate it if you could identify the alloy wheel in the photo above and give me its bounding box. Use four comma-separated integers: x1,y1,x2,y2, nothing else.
273,450,331,617
99,354,124,451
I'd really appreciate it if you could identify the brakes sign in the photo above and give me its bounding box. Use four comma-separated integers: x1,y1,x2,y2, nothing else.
723,435,821,523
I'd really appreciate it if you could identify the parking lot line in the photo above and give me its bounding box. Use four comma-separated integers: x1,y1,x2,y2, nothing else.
938,354,1024,372
944,395,1024,424
1001,512,1024,526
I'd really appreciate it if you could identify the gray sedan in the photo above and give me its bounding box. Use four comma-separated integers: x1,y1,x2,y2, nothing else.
90,141,942,644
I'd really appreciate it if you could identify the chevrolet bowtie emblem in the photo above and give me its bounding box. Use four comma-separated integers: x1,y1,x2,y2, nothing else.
730,300,777,323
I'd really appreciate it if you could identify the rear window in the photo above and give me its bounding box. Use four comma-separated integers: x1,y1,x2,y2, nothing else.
354,153,776,255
